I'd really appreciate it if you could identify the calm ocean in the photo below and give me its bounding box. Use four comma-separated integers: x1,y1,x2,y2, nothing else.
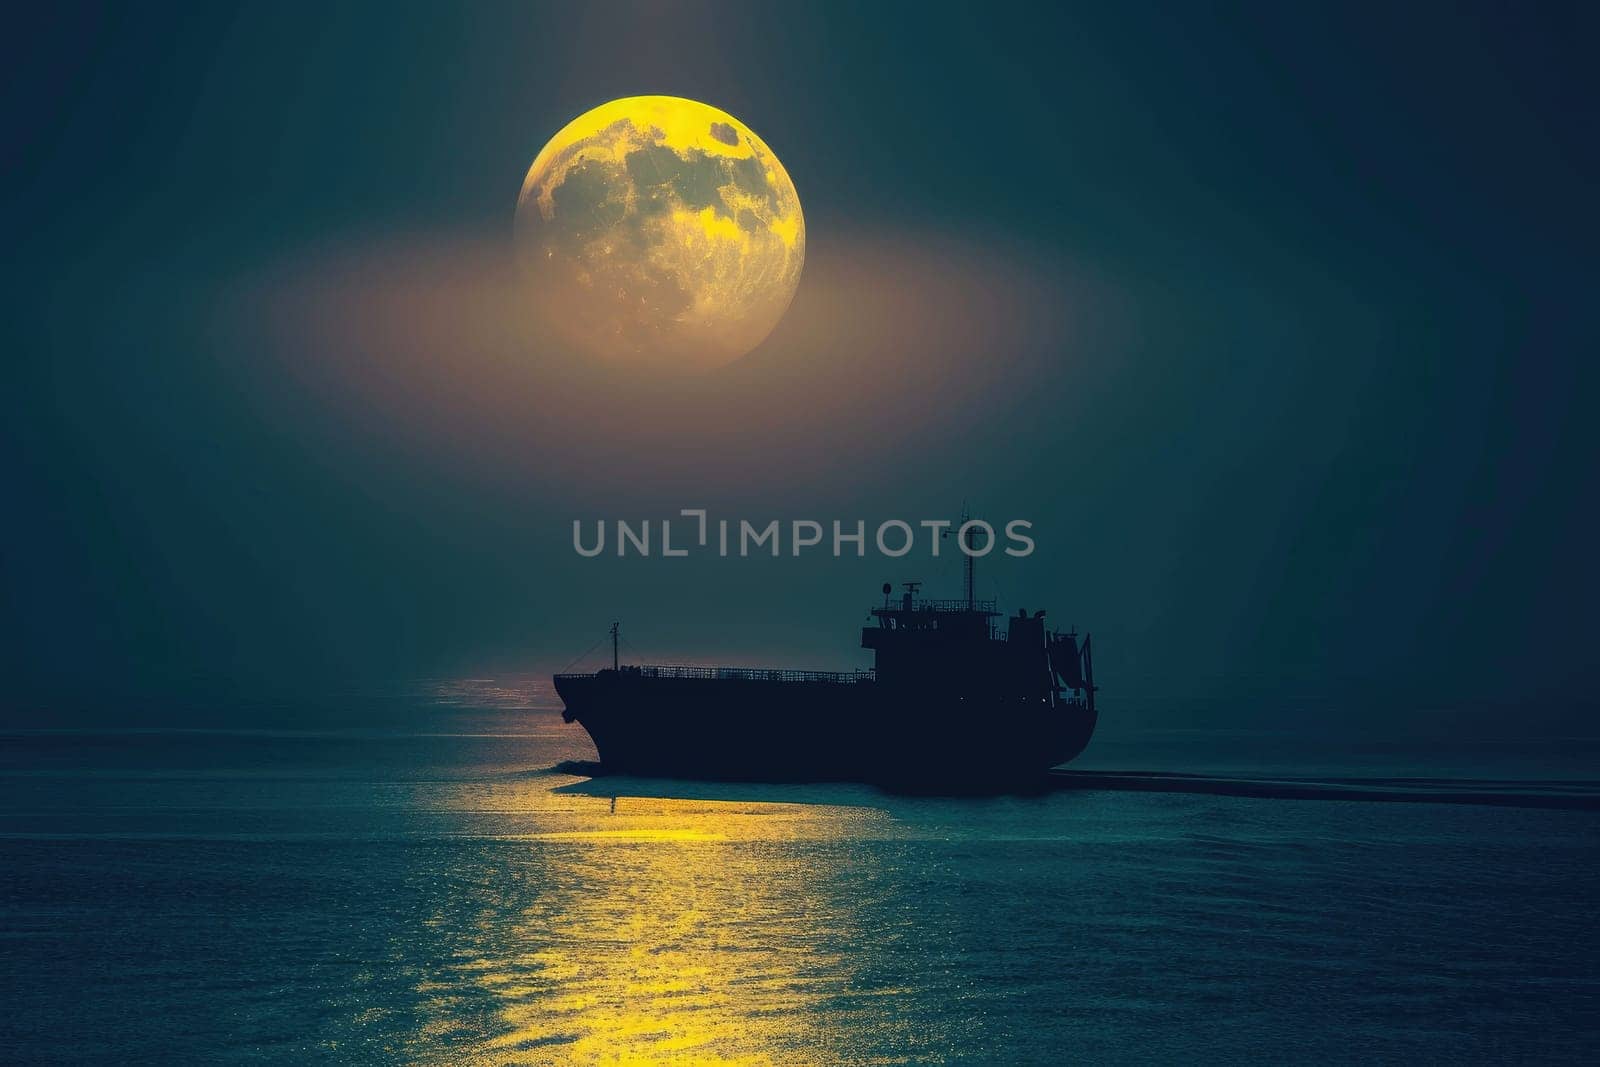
2,688,1596,1064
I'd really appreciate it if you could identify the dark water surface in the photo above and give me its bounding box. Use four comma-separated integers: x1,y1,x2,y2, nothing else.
2,699,1597,1064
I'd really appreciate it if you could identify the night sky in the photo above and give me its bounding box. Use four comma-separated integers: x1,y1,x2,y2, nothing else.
4,2,1596,732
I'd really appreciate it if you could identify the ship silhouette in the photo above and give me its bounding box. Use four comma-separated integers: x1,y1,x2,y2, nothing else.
554,549,1097,787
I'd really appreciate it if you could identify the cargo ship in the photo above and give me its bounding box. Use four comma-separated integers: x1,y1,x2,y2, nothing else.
554,547,1098,786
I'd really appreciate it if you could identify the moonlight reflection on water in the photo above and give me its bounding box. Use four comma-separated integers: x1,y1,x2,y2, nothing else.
436,795,920,1065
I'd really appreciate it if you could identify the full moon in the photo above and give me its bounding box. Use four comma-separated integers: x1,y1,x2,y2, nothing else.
515,96,805,371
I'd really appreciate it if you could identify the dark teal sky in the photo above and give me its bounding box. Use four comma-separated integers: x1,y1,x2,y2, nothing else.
4,2,1596,731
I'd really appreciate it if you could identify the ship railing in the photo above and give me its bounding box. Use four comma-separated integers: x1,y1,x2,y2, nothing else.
634,665,876,684
871,597,997,615
556,665,876,684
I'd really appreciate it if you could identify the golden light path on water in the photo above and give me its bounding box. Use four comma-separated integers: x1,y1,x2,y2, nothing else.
419,781,924,1066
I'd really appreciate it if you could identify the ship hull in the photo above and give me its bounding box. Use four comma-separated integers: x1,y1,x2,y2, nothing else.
554,672,1097,787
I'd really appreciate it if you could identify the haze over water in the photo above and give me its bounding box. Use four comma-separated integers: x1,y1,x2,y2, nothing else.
2,685,1595,1064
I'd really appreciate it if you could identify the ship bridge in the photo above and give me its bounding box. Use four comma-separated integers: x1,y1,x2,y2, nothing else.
864,581,1004,688
860,577,1085,705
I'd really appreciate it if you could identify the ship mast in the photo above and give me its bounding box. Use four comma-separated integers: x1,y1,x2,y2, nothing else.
960,506,976,611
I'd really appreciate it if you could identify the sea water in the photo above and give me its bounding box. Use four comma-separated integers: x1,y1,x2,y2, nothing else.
1,687,1596,1064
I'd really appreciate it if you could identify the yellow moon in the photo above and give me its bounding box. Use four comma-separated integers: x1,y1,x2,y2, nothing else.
515,96,805,371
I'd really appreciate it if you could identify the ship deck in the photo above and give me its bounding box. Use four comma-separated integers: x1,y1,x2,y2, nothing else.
555,665,876,685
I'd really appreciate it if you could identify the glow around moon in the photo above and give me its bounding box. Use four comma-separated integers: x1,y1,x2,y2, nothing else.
515,96,805,371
